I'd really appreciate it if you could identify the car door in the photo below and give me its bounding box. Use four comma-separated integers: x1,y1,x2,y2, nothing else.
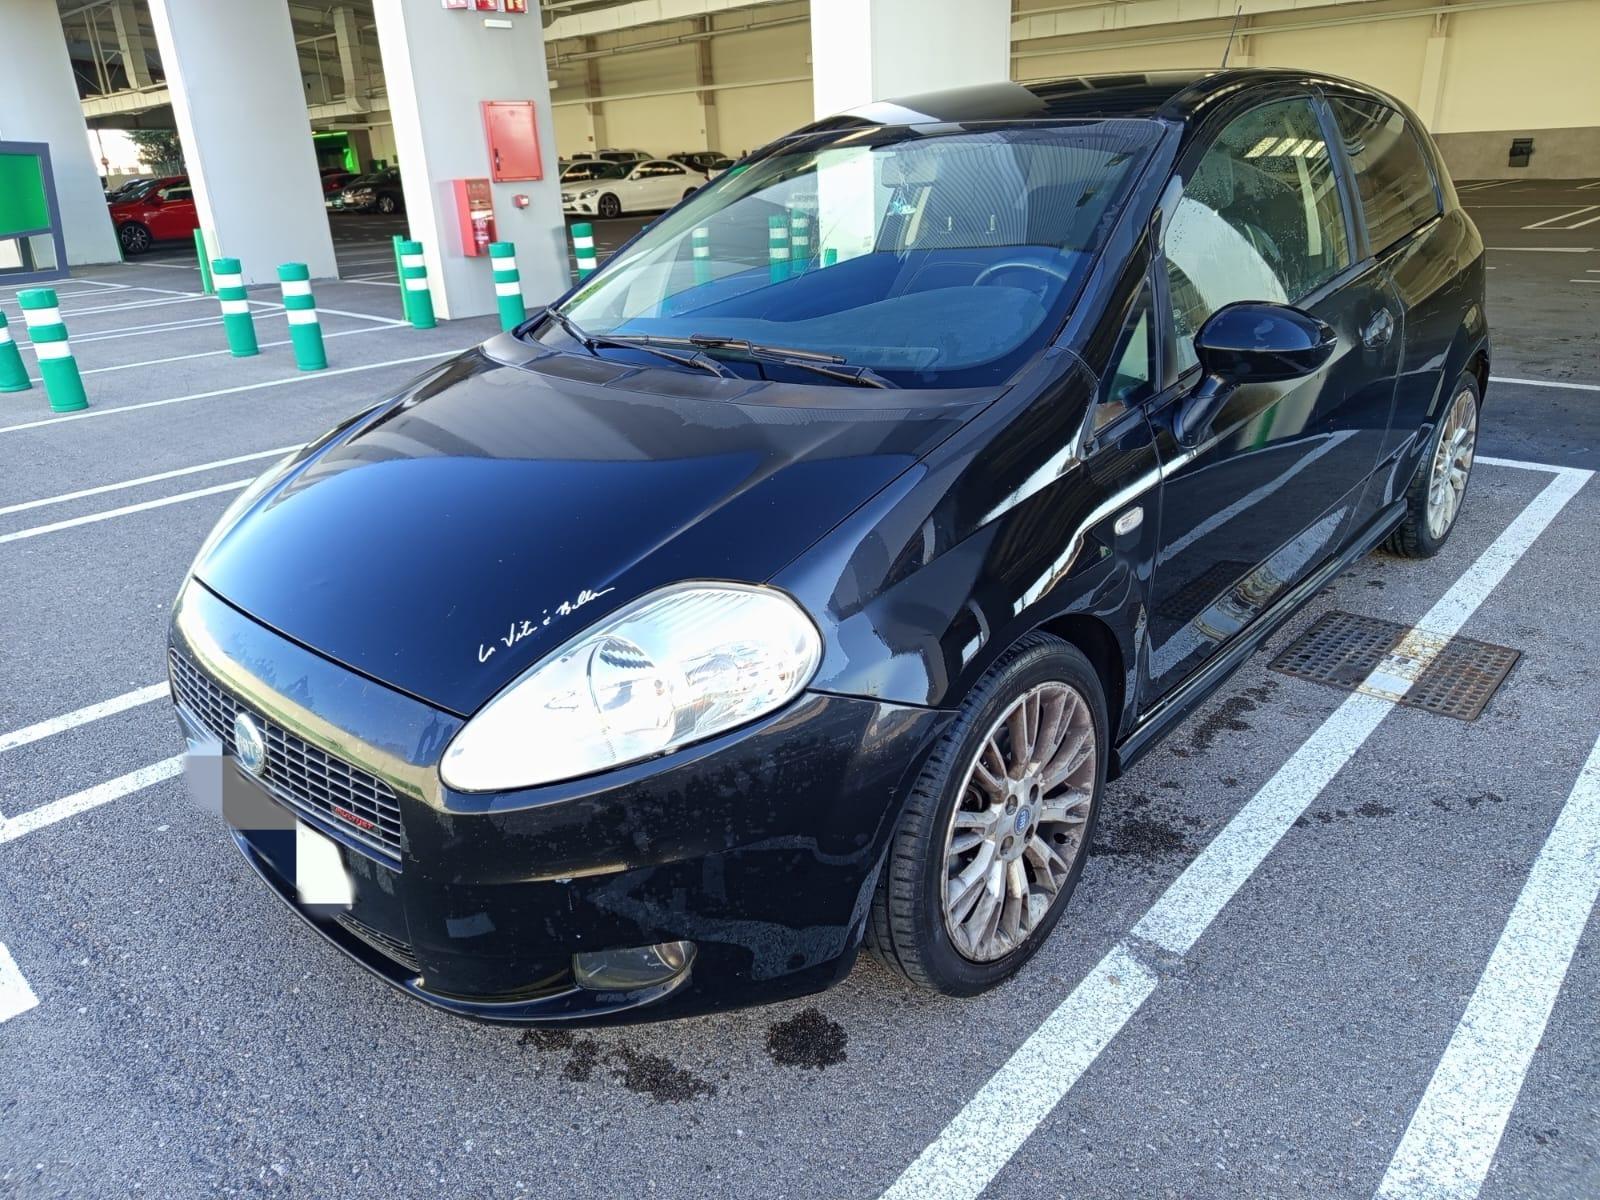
647,161,687,208
1144,94,1402,698
150,184,197,240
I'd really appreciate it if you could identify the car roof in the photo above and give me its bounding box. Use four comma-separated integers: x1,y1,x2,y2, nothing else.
829,68,1406,127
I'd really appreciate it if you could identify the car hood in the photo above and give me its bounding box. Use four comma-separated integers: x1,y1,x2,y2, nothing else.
195,340,989,717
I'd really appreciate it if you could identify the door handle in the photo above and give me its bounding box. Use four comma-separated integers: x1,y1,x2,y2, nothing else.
1362,307,1395,349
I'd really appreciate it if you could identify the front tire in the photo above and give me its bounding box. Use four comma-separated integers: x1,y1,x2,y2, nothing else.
868,634,1106,996
597,193,622,219
377,194,397,215
118,222,151,255
1385,373,1480,558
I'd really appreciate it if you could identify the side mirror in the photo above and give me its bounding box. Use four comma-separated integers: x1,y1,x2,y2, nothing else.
1175,302,1336,446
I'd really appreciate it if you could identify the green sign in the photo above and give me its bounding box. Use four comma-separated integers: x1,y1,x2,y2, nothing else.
0,152,49,238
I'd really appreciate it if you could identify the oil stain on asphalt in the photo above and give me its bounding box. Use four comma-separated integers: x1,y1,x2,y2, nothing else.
764,1007,848,1070
518,1028,717,1101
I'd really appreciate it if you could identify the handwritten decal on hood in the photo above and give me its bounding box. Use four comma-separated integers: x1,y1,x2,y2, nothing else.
477,587,615,664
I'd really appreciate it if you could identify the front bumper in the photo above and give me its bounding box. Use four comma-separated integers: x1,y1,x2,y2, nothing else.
170,581,946,1024
561,197,598,215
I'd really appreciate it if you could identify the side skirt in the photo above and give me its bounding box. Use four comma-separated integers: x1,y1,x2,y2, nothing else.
1110,498,1407,778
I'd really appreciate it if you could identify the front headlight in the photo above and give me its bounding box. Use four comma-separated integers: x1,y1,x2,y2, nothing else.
579,188,600,199
440,583,822,792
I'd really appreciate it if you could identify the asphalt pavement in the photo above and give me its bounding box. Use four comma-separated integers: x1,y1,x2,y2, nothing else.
0,187,1596,1199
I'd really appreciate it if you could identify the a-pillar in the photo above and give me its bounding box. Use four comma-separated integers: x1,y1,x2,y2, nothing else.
0,0,122,266
373,0,568,319
146,0,337,285
809,0,1012,119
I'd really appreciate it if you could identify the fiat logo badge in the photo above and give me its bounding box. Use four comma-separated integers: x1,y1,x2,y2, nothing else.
233,712,266,776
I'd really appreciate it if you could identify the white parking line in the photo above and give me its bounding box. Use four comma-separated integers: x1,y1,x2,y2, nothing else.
877,461,1591,1200
1522,206,1599,230
26,324,397,383
14,304,286,349
0,684,170,753
1486,246,1592,253
0,448,292,517
344,279,402,288
1491,375,1600,393
0,480,250,544
0,348,461,435
0,945,40,1025
1375,730,1600,1200
0,757,184,845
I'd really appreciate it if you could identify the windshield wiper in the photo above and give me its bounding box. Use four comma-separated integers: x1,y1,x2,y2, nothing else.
685,335,898,388
542,312,734,379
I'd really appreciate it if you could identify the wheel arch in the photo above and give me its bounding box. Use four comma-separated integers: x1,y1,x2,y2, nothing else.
1034,611,1127,752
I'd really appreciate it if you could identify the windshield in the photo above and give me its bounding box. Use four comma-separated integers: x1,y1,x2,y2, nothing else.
549,120,1158,388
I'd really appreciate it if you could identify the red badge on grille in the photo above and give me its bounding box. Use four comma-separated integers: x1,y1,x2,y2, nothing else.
332,805,377,832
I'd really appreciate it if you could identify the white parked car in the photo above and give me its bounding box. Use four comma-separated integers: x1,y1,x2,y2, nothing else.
562,159,708,219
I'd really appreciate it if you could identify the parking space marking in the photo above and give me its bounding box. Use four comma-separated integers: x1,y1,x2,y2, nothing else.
25,324,397,384
14,305,287,350
0,479,250,545
0,448,292,518
0,685,170,754
0,757,184,845
878,462,1591,1200
1486,246,1593,253
1521,206,1599,230
1375,730,1600,1200
9,293,214,319
1490,376,1600,393
0,347,462,435
0,944,39,1025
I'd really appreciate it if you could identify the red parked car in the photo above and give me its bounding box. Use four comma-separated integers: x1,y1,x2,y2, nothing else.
108,176,197,255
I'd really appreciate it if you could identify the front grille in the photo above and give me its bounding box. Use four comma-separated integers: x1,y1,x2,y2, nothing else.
335,913,422,974
170,650,405,866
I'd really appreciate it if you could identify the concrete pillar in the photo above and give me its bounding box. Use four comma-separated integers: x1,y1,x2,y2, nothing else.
373,0,569,319
146,0,336,285
809,0,1011,119
695,19,718,150
1417,14,1451,131
0,0,122,266
585,44,609,152
110,0,157,89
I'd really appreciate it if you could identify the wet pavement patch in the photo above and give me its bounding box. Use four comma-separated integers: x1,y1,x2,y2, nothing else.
1187,681,1277,754
765,1007,848,1070
517,1027,714,1100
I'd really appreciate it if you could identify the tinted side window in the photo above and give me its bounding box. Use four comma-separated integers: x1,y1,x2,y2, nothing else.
1164,98,1350,372
1329,98,1440,253
1096,280,1155,432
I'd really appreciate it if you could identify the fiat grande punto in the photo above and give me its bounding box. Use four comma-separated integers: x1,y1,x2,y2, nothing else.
171,69,1487,1023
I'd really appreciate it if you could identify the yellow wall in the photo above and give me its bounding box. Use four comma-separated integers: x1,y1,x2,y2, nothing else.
1436,0,1600,132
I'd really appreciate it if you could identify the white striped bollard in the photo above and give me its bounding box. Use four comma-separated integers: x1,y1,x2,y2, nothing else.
211,257,259,357
0,310,29,393
768,215,791,282
398,240,436,329
692,226,711,286
789,210,812,275
488,242,525,332
278,263,327,371
17,289,87,412
571,223,598,280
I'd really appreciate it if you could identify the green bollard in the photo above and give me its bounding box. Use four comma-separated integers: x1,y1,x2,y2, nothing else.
767,214,791,282
194,229,214,294
789,210,812,275
211,258,258,356
0,310,30,393
391,233,414,324
822,247,839,268
18,289,87,412
398,240,436,329
278,263,327,371
571,222,598,279
692,226,712,286
488,242,525,332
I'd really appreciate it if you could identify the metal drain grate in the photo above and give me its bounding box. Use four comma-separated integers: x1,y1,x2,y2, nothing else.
1269,611,1519,721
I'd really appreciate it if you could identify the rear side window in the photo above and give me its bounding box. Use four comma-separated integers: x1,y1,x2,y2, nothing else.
1329,99,1440,253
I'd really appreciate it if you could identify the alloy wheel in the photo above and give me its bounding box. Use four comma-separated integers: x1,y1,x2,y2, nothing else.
120,225,149,253
599,195,621,218
1426,387,1477,540
940,681,1096,963
378,196,396,214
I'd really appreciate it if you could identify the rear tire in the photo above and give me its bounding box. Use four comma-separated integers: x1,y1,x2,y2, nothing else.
867,633,1106,996
1385,372,1480,558
118,222,151,255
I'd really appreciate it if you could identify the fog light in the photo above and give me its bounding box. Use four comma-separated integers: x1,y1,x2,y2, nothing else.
572,940,695,991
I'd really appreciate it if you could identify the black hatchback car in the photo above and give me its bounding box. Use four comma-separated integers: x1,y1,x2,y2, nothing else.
170,69,1486,1023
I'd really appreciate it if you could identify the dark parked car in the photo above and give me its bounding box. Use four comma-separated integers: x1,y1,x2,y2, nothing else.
669,150,728,173
336,169,404,214
170,69,1486,1023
